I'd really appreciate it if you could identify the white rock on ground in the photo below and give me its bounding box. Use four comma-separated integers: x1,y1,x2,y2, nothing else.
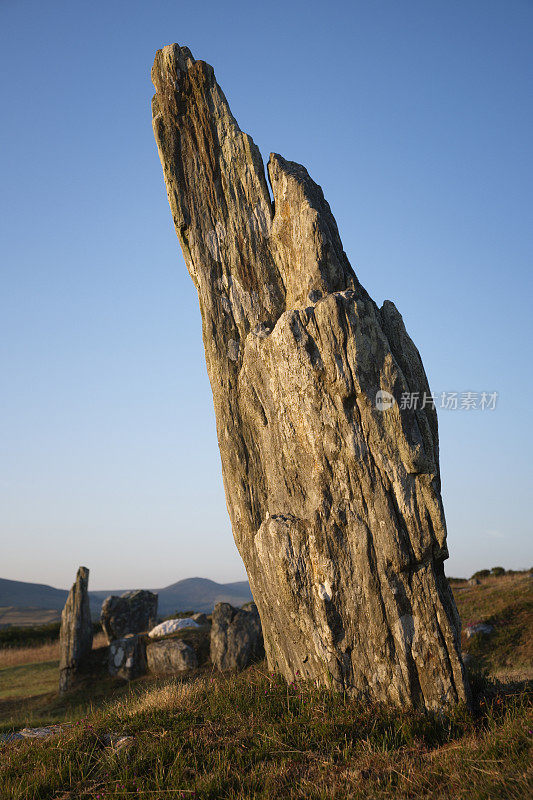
465,623,494,638
148,618,200,638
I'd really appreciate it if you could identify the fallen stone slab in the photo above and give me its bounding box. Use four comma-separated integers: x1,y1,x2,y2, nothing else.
465,623,494,639
146,638,198,673
1,724,72,745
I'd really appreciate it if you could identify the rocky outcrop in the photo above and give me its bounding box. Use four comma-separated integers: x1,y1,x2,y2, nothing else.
108,634,147,680
151,44,471,710
146,639,198,673
58,567,93,693
210,602,264,672
101,590,158,643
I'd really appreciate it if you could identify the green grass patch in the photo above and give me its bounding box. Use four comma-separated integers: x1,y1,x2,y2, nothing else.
454,574,533,675
0,660,59,701
0,666,531,800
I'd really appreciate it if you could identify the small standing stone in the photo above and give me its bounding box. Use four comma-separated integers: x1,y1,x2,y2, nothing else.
108,634,147,680
59,567,93,693
101,590,158,643
210,602,264,672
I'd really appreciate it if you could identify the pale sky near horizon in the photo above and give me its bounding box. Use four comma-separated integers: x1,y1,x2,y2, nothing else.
1,0,532,591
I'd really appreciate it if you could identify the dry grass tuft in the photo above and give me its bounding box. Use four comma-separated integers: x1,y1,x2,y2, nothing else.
114,676,207,718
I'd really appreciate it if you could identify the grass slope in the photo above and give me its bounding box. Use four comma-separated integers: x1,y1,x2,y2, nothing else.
453,573,533,678
0,572,531,799
0,667,531,799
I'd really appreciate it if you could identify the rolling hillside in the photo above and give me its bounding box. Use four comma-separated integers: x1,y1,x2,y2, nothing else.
0,576,252,624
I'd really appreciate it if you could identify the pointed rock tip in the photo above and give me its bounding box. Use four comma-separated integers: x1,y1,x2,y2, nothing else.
151,44,195,85
268,152,315,185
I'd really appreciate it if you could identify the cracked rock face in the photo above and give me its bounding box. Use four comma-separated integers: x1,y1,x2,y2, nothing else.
151,44,470,710
59,566,93,693
101,590,158,644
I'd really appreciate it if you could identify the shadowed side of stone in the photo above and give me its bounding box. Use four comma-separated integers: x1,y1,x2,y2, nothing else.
210,602,264,671
58,566,93,693
151,44,471,710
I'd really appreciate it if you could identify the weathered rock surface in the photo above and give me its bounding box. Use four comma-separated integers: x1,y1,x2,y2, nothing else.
59,566,93,693
108,634,147,680
146,639,198,673
101,590,158,643
210,602,264,672
151,44,470,710
1,725,70,744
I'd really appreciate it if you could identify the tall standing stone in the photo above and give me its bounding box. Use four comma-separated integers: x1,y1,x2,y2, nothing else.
151,45,471,710
59,566,93,693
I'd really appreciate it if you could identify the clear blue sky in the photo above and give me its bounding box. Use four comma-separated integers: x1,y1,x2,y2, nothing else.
1,0,531,590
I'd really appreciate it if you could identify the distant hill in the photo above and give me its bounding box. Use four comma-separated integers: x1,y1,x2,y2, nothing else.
155,577,252,615
0,576,252,624
0,578,69,612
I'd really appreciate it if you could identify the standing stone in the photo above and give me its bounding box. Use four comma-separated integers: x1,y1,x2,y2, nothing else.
59,566,93,693
101,590,158,643
108,634,147,680
151,44,471,710
210,602,264,672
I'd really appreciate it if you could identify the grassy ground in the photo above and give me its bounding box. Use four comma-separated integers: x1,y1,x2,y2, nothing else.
453,573,533,679
0,634,108,731
0,666,531,799
0,572,531,799
0,633,107,669
0,661,59,701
